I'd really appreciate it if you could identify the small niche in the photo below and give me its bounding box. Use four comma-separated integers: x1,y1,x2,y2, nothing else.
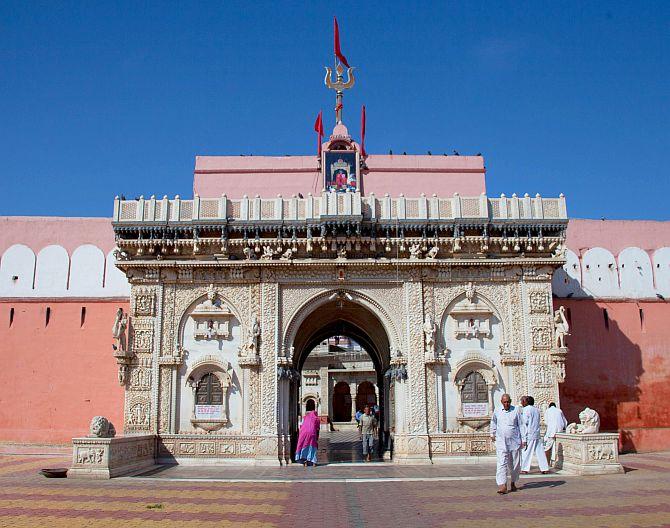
603,308,609,330
639,308,645,332
80,306,87,328
9,307,15,327
45,306,51,327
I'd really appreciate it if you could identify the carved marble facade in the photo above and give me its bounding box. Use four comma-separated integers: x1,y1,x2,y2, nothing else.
112,191,568,463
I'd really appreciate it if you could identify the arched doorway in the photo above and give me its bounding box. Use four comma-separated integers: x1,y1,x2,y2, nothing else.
285,291,395,463
356,381,377,413
332,382,351,422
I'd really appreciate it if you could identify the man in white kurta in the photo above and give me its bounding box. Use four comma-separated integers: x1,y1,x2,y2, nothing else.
490,393,525,494
544,402,568,465
521,396,549,473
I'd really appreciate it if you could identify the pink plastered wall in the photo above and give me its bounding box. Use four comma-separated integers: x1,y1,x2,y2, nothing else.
0,217,116,255
0,301,126,444
566,219,670,255
193,154,486,198
557,299,670,453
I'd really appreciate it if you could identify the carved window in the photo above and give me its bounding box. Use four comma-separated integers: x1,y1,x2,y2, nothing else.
195,373,223,406
461,371,487,403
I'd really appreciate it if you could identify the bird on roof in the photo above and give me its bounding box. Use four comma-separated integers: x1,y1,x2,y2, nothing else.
389,149,393,155
453,150,460,156
657,293,666,301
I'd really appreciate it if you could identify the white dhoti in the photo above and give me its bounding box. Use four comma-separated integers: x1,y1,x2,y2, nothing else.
544,435,556,463
496,448,521,486
521,437,549,472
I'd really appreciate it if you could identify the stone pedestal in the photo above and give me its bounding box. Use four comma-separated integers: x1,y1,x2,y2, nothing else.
392,434,432,464
555,432,623,475
68,435,157,479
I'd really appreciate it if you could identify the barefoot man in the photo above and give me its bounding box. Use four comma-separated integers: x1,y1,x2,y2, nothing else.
491,393,525,494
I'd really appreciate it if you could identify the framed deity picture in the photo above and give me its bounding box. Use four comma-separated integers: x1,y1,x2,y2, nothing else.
323,150,359,193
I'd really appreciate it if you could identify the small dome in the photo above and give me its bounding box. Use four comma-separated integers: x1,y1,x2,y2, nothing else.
331,123,350,138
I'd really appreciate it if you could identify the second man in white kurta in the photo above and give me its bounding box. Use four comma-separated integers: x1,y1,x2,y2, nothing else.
521,396,550,473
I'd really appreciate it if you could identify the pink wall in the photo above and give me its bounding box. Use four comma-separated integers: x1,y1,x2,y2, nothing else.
567,218,670,255
557,299,670,453
0,217,116,255
0,300,126,443
193,154,486,198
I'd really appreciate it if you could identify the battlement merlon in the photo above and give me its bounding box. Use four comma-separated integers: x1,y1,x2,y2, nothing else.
112,192,568,262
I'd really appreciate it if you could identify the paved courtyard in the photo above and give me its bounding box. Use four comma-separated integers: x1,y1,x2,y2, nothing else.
0,449,669,527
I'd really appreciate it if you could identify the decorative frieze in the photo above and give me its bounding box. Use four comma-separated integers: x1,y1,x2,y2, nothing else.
133,288,156,316
429,433,495,456
158,435,259,459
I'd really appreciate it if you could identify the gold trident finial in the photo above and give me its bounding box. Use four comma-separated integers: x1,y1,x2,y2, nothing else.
324,63,355,125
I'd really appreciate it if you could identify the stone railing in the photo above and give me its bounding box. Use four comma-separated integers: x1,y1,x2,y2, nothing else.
68,434,157,479
113,192,567,224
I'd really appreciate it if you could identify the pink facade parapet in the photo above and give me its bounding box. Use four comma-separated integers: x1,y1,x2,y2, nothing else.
193,154,486,199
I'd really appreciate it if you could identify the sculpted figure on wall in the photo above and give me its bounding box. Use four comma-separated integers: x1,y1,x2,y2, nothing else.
566,407,600,434
554,305,570,349
423,314,437,353
244,313,261,356
112,308,128,355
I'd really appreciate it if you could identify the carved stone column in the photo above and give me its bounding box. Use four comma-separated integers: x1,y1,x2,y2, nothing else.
256,276,280,465
319,366,329,419
395,277,431,463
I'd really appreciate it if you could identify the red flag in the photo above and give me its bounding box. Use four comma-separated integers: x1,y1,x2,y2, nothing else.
314,111,324,156
334,17,350,68
360,105,366,157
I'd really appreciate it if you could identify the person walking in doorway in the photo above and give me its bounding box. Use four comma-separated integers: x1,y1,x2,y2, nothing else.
358,404,378,462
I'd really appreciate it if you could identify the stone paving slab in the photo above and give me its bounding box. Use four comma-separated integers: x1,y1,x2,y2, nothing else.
135,459,501,482
0,451,668,527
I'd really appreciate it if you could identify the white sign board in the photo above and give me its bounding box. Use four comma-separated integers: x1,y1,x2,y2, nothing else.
462,402,488,417
195,405,223,420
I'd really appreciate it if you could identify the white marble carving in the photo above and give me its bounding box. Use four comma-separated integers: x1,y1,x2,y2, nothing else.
566,407,601,434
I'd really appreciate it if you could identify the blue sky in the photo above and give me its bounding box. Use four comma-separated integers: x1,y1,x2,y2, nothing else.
1,1,668,219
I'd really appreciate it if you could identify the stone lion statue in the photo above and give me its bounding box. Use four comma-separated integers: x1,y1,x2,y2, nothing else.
89,416,116,438
566,407,600,434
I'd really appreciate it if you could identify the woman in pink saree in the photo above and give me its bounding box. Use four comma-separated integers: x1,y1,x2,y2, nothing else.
295,399,319,466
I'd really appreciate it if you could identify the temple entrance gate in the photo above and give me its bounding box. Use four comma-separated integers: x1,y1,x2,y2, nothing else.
283,290,395,461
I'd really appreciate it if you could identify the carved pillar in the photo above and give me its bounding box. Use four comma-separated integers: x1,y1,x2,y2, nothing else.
256,276,280,465
319,366,329,418
349,381,358,420
328,374,334,419
395,275,431,463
